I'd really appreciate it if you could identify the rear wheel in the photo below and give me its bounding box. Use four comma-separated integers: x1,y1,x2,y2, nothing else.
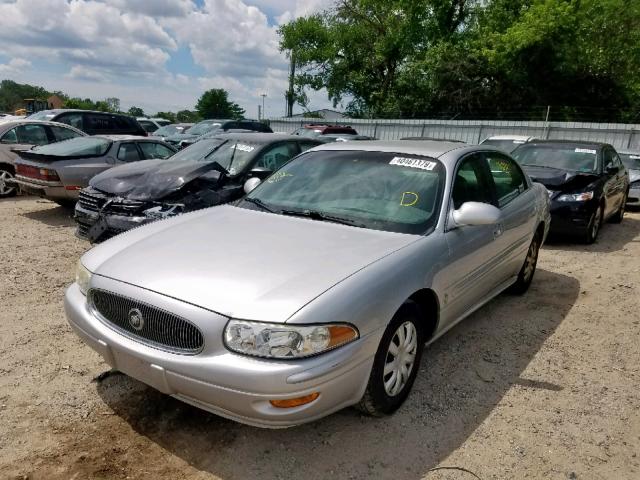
0,167,17,198
357,301,425,416
610,192,627,224
509,230,541,294
584,204,603,244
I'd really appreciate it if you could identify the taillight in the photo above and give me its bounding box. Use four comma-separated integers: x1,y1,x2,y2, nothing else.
16,164,61,182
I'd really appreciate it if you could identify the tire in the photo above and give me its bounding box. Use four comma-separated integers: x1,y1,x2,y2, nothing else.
357,301,425,416
584,203,603,244
609,192,627,224
508,230,541,295
0,166,17,198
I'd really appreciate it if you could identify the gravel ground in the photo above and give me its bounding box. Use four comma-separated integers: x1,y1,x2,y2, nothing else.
0,196,639,480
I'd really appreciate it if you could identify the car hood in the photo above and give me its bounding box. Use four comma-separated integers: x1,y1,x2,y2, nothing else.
522,165,600,191
86,206,417,322
629,169,640,183
89,159,222,201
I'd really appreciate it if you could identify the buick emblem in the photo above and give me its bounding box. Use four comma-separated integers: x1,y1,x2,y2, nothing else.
128,308,145,331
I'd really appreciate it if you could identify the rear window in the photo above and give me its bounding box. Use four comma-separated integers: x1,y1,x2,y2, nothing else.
31,137,111,157
138,120,158,133
481,139,527,153
28,110,56,121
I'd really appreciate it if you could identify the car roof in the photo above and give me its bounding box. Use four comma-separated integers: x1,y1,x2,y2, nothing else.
523,139,610,149
38,109,131,116
94,135,151,141
485,135,535,141
0,119,85,130
208,132,304,143
311,140,469,159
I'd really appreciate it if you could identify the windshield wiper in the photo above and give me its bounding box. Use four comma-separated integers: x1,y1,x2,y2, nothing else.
244,197,276,213
279,209,365,228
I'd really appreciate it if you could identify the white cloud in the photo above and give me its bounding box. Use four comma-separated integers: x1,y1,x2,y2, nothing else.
0,58,32,74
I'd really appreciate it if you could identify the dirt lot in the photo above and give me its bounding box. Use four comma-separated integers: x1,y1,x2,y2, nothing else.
0,196,639,480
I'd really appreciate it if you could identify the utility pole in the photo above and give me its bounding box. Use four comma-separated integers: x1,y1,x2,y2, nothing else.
285,51,296,117
261,93,267,120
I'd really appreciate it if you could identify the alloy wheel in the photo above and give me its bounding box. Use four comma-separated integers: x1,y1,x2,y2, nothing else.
523,236,539,282
383,321,418,397
0,169,16,196
591,206,601,240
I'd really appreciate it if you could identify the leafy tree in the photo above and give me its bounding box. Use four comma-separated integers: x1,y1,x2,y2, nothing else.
154,111,177,123
0,80,51,113
176,109,201,122
127,106,145,117
195,89,245,119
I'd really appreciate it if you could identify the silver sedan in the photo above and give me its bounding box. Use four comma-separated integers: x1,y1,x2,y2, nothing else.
65,141,550,428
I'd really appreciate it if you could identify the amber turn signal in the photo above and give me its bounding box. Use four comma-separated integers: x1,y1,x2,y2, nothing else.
270,392,320,408
328,325,358,348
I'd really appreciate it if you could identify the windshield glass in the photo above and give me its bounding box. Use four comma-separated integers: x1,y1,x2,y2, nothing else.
512,145,599,173
298,129,321,138
482,139,526,153
188,121,220,136
241,150,445,234
204,140,260,174
31,137,111,156
619,153,640,170
28,110,56,121
154,125,180,136
168,138,227,162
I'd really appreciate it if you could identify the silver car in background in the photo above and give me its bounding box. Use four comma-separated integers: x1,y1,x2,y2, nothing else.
65,141,550,428
619,150,640,207
0,120,85,197
13,136,176,206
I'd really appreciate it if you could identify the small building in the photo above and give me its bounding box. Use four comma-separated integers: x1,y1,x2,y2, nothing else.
47,95,65,109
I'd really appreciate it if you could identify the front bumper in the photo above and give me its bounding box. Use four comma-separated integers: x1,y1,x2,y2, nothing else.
13,176,77,201
74,202,151,241
64,279,377,428
548,198,595,235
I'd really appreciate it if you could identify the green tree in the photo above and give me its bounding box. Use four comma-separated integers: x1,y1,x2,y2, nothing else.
0,80,51,113
154,111,177,123
195,89,245,119
127,106,145,117
176,109,201,122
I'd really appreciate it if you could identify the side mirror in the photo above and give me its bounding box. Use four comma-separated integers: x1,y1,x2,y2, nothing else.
452,202,501,226
248,166,273,180
244,177,261,194
606,165,619,174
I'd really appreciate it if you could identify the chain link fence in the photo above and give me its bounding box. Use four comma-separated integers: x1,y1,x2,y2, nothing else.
268,117,640,151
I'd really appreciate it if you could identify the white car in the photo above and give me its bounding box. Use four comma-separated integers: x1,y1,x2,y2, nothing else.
480,135,536,153
136,117,172,134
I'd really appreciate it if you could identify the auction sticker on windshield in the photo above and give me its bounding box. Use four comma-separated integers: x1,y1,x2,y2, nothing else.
390,157,437,170
575,148,596,155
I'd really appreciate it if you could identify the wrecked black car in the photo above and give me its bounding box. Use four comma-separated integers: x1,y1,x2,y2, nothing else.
512,140,629,243
74,133,321,242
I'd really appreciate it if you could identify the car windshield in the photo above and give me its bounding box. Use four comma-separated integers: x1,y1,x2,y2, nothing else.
619,153,640,170
297,129,321,138
31,137,111,156
167,138,227,162
204,140,261,174
28,110,56,121
240,150,445,234
482,139,527,153
154,125,180,136
188,121,220,136
512,145,599,173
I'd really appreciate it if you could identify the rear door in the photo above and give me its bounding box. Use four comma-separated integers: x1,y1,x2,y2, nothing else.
602,147,625,216
483,150,537,279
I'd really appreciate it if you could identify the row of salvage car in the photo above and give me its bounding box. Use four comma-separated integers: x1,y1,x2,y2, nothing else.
2,110,637,428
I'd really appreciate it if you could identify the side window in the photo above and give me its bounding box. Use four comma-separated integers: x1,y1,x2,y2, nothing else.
138,120,157,133
85,114,115,133
1,128,17,144
255,143,299,171
117,143,142,162
57,113,83,130
612,151,623,168
50,125,83,142
15,124,49,145
485,152,527,207
298,141,318,152
452,154,494,210
138,142,175,159
603,148,614,169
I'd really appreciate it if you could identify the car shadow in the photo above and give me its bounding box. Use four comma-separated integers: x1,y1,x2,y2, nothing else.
95,268,579,480
20,202,76,227
544,214,640,253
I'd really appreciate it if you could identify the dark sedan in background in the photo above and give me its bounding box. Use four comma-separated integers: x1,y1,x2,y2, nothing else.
0,120,85,197
512,140,629,243
28,109,147,137
74,133,321,242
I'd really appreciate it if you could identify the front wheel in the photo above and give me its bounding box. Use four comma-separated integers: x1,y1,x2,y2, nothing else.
584,204,603,244
509,231,541,294
0,167,17,198
356,301,425,416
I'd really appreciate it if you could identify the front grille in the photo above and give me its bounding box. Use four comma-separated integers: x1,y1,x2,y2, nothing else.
78,188,145,217
89,289,204,354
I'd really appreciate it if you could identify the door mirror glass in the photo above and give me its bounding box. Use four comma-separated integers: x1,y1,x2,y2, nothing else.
453,201,501,226
244,177,261,194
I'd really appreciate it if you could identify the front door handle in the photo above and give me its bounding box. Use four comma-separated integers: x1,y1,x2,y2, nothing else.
493,223,504,239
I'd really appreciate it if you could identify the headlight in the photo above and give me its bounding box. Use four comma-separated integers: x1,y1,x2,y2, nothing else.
76,261,92,295
556,191,594,202
224,320,359,359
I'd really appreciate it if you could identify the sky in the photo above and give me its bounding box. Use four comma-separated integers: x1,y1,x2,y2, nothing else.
0,0,338,118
